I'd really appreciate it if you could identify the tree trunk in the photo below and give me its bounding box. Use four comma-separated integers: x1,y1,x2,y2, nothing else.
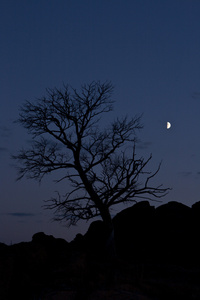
75,161,117,259
100,206,117,261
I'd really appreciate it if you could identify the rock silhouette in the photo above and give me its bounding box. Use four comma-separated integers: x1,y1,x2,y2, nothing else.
1,200,200,299
113,201,156,260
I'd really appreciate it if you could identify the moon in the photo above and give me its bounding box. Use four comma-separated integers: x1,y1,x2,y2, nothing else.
167,122,171,129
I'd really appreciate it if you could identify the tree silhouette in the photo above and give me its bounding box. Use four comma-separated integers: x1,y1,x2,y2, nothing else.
14,81,169,240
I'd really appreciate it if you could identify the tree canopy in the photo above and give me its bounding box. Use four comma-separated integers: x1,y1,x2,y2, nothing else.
14,81,169,227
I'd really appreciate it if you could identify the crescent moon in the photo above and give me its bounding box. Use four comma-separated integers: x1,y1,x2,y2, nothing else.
167,122,171,129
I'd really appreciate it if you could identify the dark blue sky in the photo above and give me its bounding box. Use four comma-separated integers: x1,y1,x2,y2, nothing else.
1,0,200,244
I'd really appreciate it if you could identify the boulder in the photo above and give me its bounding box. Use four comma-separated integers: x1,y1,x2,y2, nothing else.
154,201,192,264
83,220,108,258
190,201,200,262
113,201,156,260
32,231,68,248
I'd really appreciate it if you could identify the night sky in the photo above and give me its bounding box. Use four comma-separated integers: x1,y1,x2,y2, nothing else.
1,0,200,245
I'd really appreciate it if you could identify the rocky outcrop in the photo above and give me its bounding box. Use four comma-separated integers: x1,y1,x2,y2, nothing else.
112,200,200,264
154,201,192,263
0,233,70,299
113,201,156,260
1,200,200,299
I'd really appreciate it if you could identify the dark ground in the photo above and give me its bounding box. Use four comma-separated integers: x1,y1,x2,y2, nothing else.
1,200,200,299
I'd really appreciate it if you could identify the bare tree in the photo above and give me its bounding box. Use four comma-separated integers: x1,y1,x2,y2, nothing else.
13,81,169,241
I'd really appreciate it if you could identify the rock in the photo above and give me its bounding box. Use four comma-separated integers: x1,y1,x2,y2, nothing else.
0,242,8,255
154,201,192,264
1,201,200,298
0,232,70,299
190,201,200,262
192,201,200,211
32,232,69,262
113,201,156,261
83,220,108,259
32,231,68,247
192,201,200,224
